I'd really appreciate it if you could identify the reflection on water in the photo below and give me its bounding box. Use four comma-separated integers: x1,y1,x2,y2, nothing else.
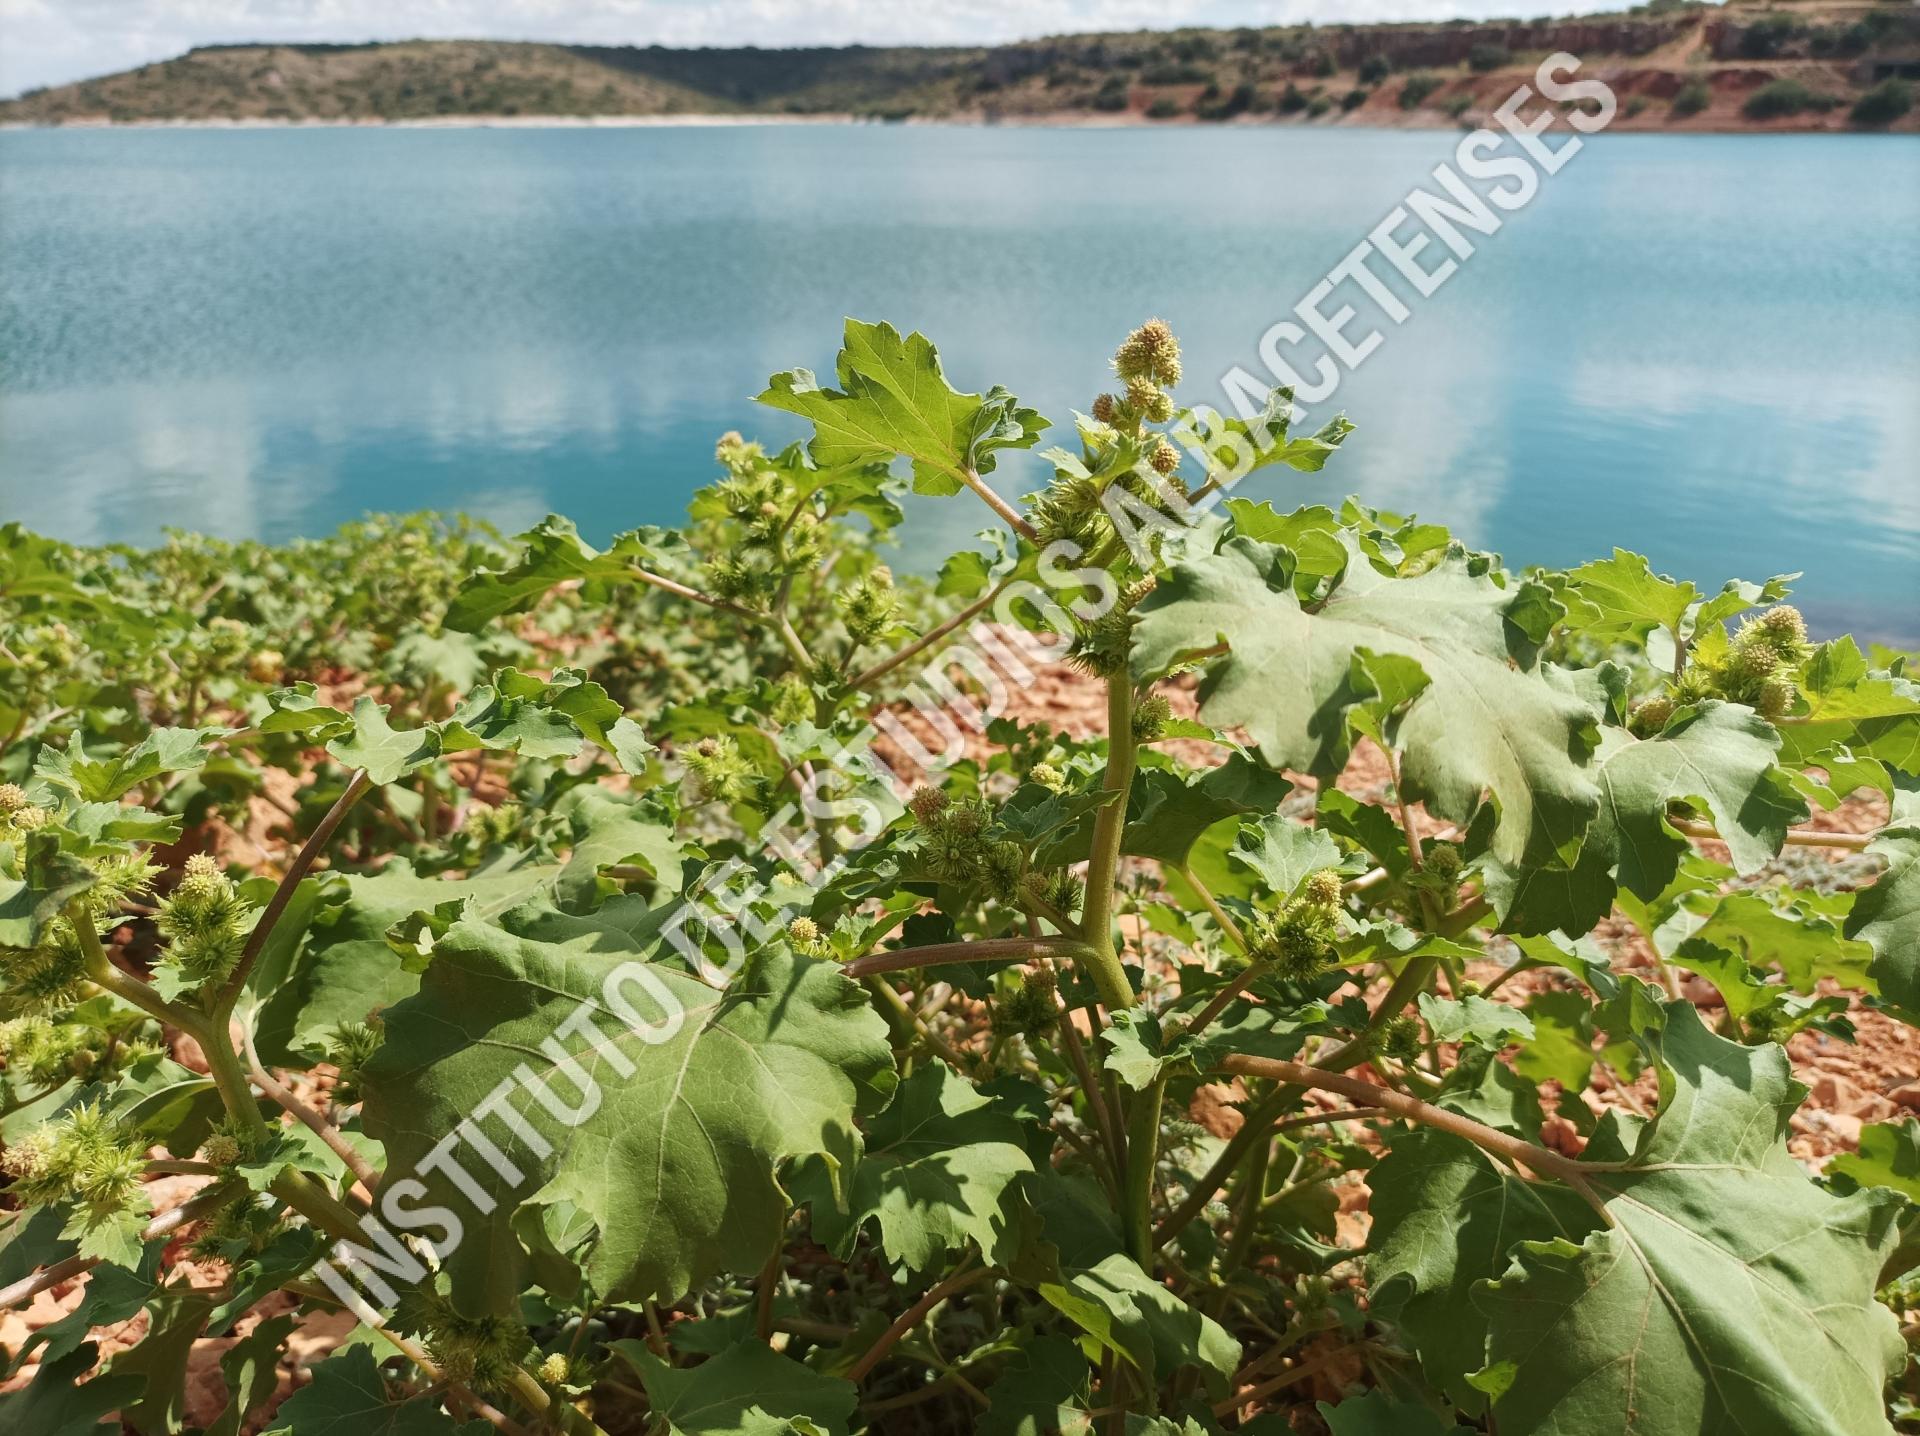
1,125,1916,640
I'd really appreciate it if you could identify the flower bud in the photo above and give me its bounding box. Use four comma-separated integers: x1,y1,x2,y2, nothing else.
1303,869,1346,909
1422,844,1462,887
908,786,950,824
1026,868,1083,918
983,840,1026,904
1756,675,1797,720
8,804,48,833
1113,319,1183,387
155,854,251,988
1378,1015,1424,1063
771,673,813,726
1132,692,1172,742
992,968,1060,1040
786,915,830,957
1124,375,1173,424
1754,604,1807,651
1628,694,1675,738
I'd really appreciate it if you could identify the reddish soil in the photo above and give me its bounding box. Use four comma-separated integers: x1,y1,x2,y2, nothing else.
7,627,1912,1426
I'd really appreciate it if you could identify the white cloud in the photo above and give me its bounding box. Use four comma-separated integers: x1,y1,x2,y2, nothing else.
0,0,1625,99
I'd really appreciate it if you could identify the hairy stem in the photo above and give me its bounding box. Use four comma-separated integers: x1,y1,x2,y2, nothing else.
1123,1074,1166,1268
370,1325,532,1436
862,973,972,1072
1153,1023,1424,1249
1078,677,1139,1012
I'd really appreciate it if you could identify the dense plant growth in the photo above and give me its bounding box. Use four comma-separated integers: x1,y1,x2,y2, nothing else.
2,321,1918,1435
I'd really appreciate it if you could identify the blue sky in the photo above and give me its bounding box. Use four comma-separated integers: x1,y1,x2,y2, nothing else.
0,0,1638,99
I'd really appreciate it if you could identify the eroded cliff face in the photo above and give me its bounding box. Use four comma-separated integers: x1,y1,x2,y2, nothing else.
1325,15,1693,70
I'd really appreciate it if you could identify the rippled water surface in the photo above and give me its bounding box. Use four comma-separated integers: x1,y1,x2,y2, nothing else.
2,124,1916,638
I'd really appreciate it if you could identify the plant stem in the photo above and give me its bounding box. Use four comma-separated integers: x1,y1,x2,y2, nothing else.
1053,984,1123,1180
201,1014,272,1141
1079,677,1139,1012
842,936,1096,979
774,614,814,674
1212,1346,1344,1418
1018,891,1085,941
242,1022,381,1190
70,905,205,1043
845,1262,991,1384
1182,867,1248,954
958,468,1037,543
852,577,1014,691
0,1181,241,1309
862,973,972,1072
1183,964,1265,1043
755,1244,781,1343
1153,1087,1289,1247
216,768,371,1013
1123,1075,1166,1268
1219,1131,1270,1278
623,564,760,621
1669,817,1876,852
278,1169,615,1433
1218,1053,1584,1182
368,1325,532,1436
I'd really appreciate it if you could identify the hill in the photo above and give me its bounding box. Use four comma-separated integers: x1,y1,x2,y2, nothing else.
4,2,1916,130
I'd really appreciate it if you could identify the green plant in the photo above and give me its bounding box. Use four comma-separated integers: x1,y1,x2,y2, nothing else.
1358,54,1392,85
1197,81,1256,121
1340,86,1368,111
1744,78,1839,120
1467,43,1510,72
3,321,1918,1435
1399,73,1443,109
1090,75,1130,112
1672,76,1711,115
1853,78,1914,127
1146,96,1182,119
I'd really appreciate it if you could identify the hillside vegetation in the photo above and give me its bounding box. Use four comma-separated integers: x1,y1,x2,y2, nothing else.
4,1,1917,130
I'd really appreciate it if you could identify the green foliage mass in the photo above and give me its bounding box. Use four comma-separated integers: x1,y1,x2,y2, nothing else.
2,320,1917,1435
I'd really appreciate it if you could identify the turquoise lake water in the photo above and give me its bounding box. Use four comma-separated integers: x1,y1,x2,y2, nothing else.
1,124,1916,640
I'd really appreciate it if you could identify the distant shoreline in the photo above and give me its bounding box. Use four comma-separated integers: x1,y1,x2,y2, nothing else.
11,13,1916,137
2,110,1905,136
